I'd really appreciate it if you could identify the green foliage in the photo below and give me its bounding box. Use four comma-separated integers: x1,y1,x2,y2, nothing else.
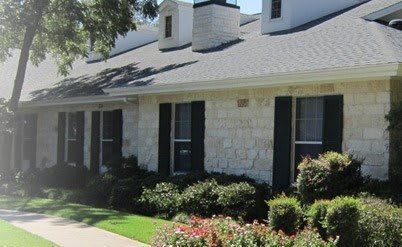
386,100,402,187
182,180,221,217
104,156,143,179
357,196,402,247
216,182,256,218
267,196,304,234
109,178,143,211
297,152,363,203
0,0,158,74
140,182,182,218
153,216,337,247
307,200,331,238
38,164,89,189
325,197,362,247
81,173,117,207
0,98,13,134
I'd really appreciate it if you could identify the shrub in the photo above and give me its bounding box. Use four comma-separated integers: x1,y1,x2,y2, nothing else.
297,152,363,203
267,196,303,234
325,197,362,247
38,164,89,189
153,216,337,247
103,156,144,179
357,196,402,247
109,177,143,211
182,179,220,217
216,182,256,218
81,173,118,207
307,200,331,238
139,182,182,218
42,188,82,203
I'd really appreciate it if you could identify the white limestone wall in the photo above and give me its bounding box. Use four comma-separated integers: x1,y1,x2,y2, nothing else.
192,4,240,51
17,102,139,170
138,80,392,183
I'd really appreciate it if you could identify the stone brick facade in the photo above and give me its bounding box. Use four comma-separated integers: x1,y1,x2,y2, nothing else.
192,3,240,51
138,80,393,183
15,102,138,170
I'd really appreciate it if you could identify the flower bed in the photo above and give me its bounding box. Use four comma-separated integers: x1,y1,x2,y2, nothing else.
152,216,337,247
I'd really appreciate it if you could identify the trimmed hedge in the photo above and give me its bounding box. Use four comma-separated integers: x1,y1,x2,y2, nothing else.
267,196,303,234
297,152,363,203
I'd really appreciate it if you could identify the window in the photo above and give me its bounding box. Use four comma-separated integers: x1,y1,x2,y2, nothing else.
66,112,78,163
101,111,114,166
294,97,324,176
165,15,172,38
296,97,324,144
173,103,192,173
22,116,35,160
271,0,282,19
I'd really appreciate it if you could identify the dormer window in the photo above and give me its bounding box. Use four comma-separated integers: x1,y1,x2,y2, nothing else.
165,15,172,38
271,0,282,19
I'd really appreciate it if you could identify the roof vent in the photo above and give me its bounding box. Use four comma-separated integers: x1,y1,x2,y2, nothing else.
192,0,240,52
389,19,402,30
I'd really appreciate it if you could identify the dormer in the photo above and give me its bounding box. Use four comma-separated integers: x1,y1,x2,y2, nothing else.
261,0,365,34
158,0,194,50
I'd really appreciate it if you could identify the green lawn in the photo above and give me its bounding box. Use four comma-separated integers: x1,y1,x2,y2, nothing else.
0,219,57,247
0,196,172,244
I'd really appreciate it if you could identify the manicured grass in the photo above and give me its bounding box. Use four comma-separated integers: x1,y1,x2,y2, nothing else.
0,219,57,247
0,196,172,244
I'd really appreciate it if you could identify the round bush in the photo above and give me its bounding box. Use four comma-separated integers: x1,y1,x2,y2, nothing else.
139,182,182,218
109,177,143,210
357,197,402,247
297,152,363,203
325,197,362,247
267,196,303,234
216,182,256,218
308,200,331,238
182,179,220,217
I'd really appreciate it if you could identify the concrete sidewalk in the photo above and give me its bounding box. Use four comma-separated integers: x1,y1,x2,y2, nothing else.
0,209,149,247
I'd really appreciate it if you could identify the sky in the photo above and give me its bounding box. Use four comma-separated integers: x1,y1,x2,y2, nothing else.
157,0,262,14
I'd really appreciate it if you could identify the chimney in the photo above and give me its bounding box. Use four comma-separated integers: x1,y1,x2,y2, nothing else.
192,0,240,52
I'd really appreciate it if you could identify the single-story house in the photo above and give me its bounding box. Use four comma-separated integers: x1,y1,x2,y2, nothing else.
0,0,401,189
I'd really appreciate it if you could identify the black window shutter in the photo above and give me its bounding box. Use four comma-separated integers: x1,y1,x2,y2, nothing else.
323,95,343,153
13,116,22,170
90,111,100,174
29,114,38,169
112,109,123,159
191,101,205,172
158,103,172,175
57,112,66,165
272,97,292,191
76,112,85,166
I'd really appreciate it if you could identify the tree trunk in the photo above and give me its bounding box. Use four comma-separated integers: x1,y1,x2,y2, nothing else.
9,26,38,111
9,0,49,111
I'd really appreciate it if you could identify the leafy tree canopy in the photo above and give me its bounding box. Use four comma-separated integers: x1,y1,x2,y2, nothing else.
0,0,158,109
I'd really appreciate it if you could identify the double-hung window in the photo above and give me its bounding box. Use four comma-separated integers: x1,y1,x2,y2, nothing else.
165,16,172,38
22,115,36,161
66,112,78,163
101,111,114,166
173,103,192,173
271,0,282,19
294,97,324,174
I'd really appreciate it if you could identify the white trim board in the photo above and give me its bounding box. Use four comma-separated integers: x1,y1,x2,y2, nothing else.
363,1,402,21
105,63,402,97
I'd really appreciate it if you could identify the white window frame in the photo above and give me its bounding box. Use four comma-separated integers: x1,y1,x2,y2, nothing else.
171,103,192,174
65,112,78,164
291,96,325,181
100,111,114,167
21,117,32,162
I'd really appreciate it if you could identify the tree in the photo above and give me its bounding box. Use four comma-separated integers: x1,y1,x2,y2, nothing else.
0,98,13,176
0,0,158,110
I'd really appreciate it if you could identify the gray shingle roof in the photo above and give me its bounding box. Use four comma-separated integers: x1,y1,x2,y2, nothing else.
0,0,401,102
